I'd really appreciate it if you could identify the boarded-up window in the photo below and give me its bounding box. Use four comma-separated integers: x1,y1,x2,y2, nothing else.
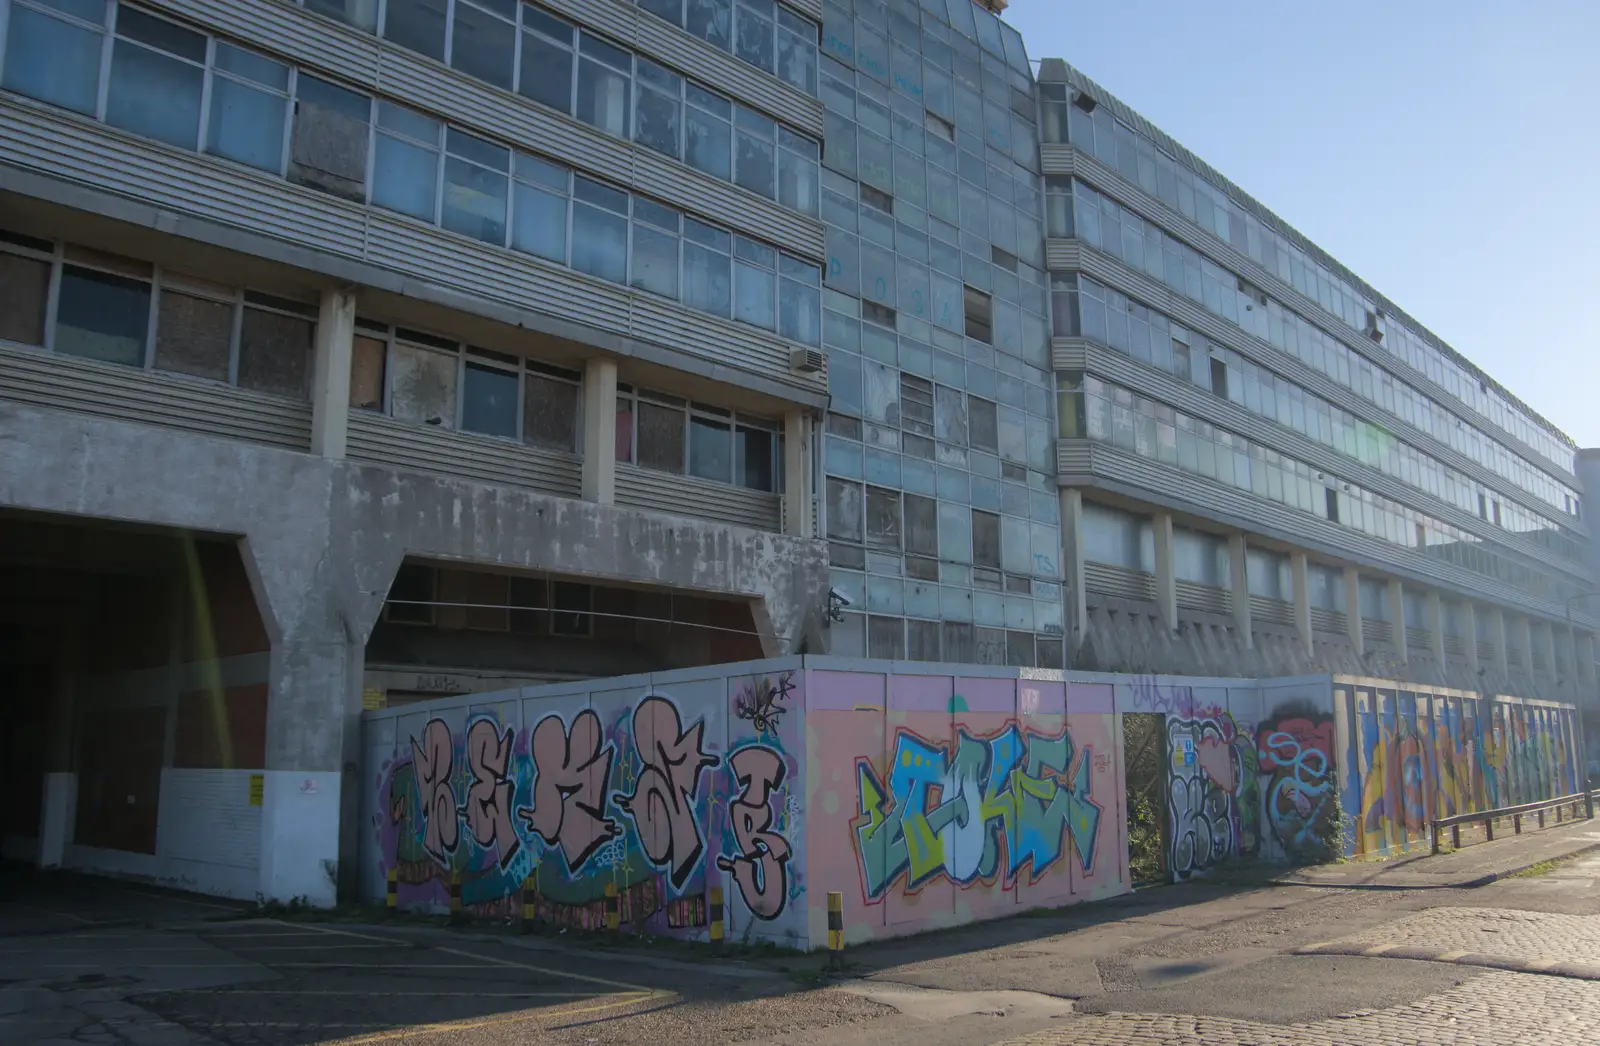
865,486,900,548
391,341,458,427
237,307,312,397
174,684,268,769
524,370,579,451
941,621,974,662
290,75,371,201
903,493,938,557
1006,630,1035,667
350,334,387,410
155,291,234,381
899,373,933,435
826,477,863,542
969,395,998,452
868,615,904,658
974,625,1007,664
907,618,940,661
0,252,50,345
637,399,686,473
972,509,1001,568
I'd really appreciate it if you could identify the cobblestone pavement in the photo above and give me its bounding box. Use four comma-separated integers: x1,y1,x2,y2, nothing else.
1007,970,1600,1046
1297,906,1600,977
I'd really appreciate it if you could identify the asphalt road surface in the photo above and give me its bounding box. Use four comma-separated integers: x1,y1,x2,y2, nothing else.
7,846,1600,1045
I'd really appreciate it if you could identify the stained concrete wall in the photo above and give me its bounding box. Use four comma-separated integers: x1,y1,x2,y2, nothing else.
0,399,828,902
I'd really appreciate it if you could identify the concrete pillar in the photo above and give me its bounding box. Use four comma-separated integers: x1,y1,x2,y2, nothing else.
1490,606,1509,681
1344,566,1364,660
1427,591,1446,668
782,409,814,537
1152,510,1177,631
1515,614,1534,678
1580,633,1596,685
38,641,78,869
1388,578,1407,665
1541,621,1559,684
1059,488,1088,655
1291,551,1313,659
1228,533,1251,647
1462,600,1480,679
309,288,356,459
580,358,618,505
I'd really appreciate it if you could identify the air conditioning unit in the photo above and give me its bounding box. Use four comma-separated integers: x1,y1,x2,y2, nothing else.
790,347,825,375
1072,92,1097,114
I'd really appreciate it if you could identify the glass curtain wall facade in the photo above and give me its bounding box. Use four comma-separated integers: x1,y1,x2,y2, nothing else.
817,0,1062,667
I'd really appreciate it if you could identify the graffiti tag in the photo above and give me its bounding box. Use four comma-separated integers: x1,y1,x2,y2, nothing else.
716,745,792,920
852,724,1102,900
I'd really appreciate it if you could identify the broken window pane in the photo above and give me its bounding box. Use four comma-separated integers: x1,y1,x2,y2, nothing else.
524,372,578,451
637,400,686,473
903,493,938,557
972,509,1001,568
689,414,733,482
866,486,900,549
155,291,233,381
964,285,992,343
350,334,386,410
934,383,968,445
899,372,934,435
289,76,370,201
55,266,150,366
969,395,998,452
826,476,863,542
1036,635,1064,669
863,358,898,424
237,307,312,397
390,342,458,428
996,404,1027,462
0,252,50,346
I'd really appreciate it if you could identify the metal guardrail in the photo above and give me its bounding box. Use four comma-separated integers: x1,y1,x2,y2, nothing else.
1431,789,1599,854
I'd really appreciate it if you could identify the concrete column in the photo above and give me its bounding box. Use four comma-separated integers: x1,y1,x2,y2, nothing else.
1228,533,1251,647
1388,578,1407,665
1427,591,1446,669
580,358,618,505
782,409,814,537
1152,510,1177,631
1490,606,1509,680
1580,633,1596,685
1343,567,1364,660
1059,488,1088,655
1541,621,1560,683
1462,600,1480,679
309,288,356,459
1515,614,1534,677
1291,551,1313,659
38,639,78,869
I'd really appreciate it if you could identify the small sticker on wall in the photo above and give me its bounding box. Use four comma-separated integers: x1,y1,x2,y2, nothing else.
299,779,319,795
248,774,264,806
362,688,385,711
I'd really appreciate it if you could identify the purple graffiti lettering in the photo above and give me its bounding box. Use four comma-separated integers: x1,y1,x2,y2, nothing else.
716,746,792,920
461,719,520,869
517,710,620,873
616,696,718,889
411,718,458,866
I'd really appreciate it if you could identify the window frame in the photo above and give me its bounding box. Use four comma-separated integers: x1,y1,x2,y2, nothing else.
614,383,781,491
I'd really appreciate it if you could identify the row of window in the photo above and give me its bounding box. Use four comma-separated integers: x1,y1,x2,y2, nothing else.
0,2,825,346
1060,373,1585,605
385,564,596,637
830,613,1064,669
631,0,816,93
1053,178,1580,518
1041,79,1576,478
351,322,785,491
1055,273,1586,566
0,233,318,397
825,475,1059,581
2,0,823,220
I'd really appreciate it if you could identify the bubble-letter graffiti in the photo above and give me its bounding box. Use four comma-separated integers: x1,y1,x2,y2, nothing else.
461,719,519,869
411,718,459,866
716,746,791,919
517,710,620,873
616,696,719,889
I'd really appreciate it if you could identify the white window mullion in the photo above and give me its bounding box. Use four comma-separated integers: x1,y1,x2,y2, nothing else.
42,244,65,353
144,265,162,369
195,38,216,156
96,7,115,121
227,289,245,385
363,98,378,205
442,0,456,65
278,66,297,177
433,127,447,226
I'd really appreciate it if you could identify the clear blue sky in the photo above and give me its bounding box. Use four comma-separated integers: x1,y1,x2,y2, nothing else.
1002,0,1600,452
